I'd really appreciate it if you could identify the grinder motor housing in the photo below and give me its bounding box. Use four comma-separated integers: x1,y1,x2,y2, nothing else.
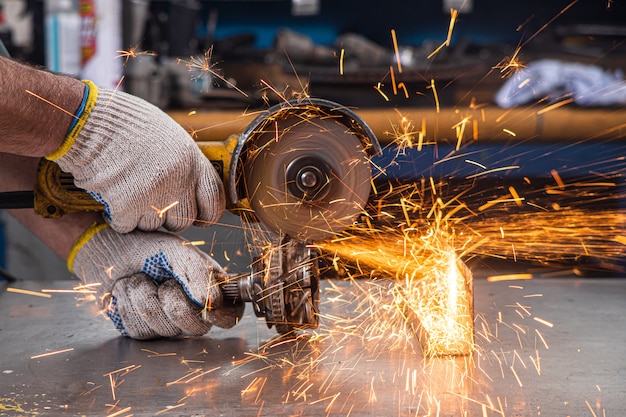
32,98,381,334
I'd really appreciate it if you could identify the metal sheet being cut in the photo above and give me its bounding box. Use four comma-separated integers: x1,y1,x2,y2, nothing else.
1,278,625,416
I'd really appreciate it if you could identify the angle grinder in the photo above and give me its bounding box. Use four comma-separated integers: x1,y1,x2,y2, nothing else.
4,98,381,334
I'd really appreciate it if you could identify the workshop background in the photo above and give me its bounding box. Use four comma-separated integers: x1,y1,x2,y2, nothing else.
2,2,626,416
1,0,625,280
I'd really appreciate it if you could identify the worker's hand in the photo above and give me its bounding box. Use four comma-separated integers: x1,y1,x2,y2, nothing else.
47,81,224,233
69,223,243,339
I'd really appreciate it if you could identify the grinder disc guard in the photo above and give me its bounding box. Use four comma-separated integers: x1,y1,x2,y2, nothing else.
243,114,372,241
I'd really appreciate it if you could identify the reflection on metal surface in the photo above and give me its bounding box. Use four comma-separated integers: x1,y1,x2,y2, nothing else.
1,278,625,416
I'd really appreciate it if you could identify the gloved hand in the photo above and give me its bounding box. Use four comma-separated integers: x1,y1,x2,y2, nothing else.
69,223,243,339
47,81,224,233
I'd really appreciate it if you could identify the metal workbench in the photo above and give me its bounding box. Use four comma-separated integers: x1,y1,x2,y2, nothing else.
1,277,625,416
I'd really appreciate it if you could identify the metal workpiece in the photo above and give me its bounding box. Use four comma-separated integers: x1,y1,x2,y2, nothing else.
1,278,625,416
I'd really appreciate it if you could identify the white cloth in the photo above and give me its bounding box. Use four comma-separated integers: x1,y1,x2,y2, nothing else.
495,59,626,108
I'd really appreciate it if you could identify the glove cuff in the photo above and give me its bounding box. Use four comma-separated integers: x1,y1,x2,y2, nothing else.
46,80,99,161
67,222,109,273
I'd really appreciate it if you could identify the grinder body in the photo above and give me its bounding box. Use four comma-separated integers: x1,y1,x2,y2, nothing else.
31,98,381,335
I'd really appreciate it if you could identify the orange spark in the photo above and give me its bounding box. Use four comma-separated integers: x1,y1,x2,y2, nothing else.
533,317,554,328
178,48,248,97
486,274,533,282
508,186,524,206
430,80,440,113
152,201,180,218
7,288,52,298
550,169,566,190
391,29,402,73
115,46,156,65
106,406,132,417
390,66,397,96
373,84,390,101
467,165,520,180
155,403,186,415
30,348,75,359
25,90,77,119
445,9,459,46
427,8,458,58
339,48,345,75
182,240,206,246
537,98,575,114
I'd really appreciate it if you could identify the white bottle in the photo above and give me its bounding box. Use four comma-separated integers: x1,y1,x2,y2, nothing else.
45,0,81,75
80,0,123,90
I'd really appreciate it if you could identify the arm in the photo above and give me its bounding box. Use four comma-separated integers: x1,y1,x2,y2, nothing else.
0,55,225,234
0,56,85,157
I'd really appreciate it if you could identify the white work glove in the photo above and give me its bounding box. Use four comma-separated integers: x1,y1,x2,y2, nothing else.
69,223,243,339
47,80,224,233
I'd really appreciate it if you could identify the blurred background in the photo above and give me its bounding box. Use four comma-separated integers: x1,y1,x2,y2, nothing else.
1,0,625,280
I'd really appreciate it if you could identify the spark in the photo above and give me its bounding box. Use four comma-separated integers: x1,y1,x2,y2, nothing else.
493,46,525,79
452,115,472,150
41,288,97,294
25,90,77,119
339,48,345,75
7,287,52,298
509,365,523,387
533,317,554,328
322,196,475,357
178,48,248,97
466,165,520,179
508,186,523,206
115,46,156,65
429,79,440,113
141,348,177,358
152,201,180,218
523,0,579,47
529,352,541,375
486,274,533,282
103,365,142,377
30,348,74,359
180,367,221,384
537,98,575,114
182,240,206,246
106,406,132,417
551,169,566,190
586,400,599,417
391,29,402,73
465,160,487,169
260,79,290,103
445,9,459,46
427,9,459,58
373,84,390,101
155,403,186,415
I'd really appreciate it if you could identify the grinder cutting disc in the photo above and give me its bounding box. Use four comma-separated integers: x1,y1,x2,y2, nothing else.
243,114,372,241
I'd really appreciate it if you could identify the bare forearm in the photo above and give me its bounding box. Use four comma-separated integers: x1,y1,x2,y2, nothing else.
0,153,100,260
0,56,85,157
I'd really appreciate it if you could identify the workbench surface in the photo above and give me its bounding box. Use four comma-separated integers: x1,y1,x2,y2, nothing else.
1,278,625,416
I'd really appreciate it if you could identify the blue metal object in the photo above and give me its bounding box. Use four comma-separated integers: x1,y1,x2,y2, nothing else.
372,141,626,181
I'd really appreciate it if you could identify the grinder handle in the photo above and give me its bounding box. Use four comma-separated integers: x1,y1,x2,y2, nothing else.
34,159,103,218
33,135,239,218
